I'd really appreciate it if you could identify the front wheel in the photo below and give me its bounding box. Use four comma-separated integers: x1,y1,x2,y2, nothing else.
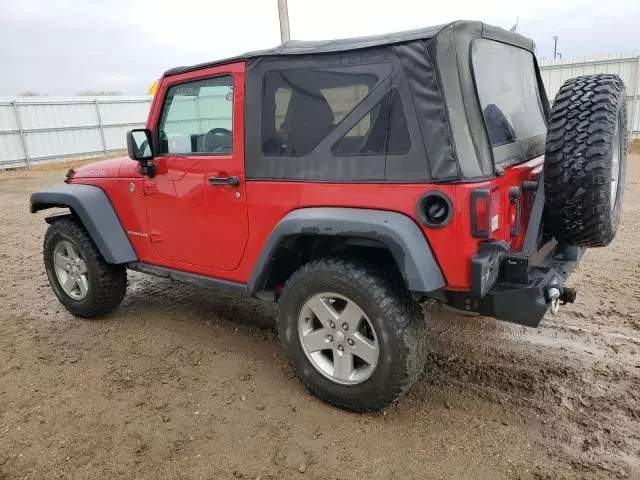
278,257,427,412
44,217,127,318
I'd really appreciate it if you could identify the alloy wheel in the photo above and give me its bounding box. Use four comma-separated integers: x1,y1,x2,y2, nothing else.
53,240,89,300
298,292,379,385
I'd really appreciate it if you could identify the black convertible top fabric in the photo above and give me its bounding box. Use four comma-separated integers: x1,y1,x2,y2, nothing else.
161,20,544,182
164,20,534,77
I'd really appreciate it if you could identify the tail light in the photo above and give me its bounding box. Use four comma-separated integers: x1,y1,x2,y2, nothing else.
470,187,500,238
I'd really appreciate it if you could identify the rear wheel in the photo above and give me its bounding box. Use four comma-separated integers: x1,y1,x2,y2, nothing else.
544,74,627,247
278,257,427,412
44,217,127,318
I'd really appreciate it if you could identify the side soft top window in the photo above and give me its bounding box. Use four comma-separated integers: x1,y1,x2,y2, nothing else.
331,88,411,156
261,69,377,156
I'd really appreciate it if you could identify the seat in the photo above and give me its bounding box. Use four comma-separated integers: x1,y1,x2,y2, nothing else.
284,91,334,155
202,128,233,153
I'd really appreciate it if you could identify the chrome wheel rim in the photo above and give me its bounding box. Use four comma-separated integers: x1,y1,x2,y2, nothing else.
611,118,622,211
298,292,379,385
53,240,89,300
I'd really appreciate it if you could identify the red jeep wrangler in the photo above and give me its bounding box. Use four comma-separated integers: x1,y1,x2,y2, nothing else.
30,21,627,412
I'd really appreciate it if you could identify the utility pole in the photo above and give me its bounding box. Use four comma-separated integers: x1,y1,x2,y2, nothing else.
553,36,559,60
278,0,291,43
509,16,519,33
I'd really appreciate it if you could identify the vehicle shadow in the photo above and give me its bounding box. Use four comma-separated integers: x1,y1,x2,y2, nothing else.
124,271,278,330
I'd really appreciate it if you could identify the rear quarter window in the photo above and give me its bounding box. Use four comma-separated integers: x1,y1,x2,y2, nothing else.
261,69,377,156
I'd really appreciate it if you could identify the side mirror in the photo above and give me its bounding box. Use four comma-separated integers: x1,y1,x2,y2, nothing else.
126,129,155,177
127,129,153,161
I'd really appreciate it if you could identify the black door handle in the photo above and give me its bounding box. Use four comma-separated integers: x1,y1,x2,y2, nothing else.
208,176,240,187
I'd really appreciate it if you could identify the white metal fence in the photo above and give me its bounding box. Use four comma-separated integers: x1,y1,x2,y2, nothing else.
539,51,640,139
0,51,638,169
0,96,152,169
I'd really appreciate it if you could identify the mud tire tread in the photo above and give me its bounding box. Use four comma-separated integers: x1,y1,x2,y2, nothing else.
544,74,627,247
278,256,427,413
43,216,127,318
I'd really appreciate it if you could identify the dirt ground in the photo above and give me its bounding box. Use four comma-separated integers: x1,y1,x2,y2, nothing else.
1,157,639,480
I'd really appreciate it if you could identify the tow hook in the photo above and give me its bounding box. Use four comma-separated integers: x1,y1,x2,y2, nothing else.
547,286,561,315
546,285,578,315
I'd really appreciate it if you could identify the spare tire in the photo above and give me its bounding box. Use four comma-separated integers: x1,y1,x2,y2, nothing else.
544,74,627,247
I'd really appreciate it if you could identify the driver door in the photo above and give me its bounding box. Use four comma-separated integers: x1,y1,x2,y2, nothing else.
144,63,248,272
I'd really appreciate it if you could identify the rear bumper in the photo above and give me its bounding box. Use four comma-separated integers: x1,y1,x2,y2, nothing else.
479,241,582,326
443,171,588,327
443,171,587,327
446,240,583,327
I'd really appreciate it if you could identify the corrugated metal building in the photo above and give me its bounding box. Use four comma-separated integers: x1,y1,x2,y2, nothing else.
539,51,640,139
0,96,151,169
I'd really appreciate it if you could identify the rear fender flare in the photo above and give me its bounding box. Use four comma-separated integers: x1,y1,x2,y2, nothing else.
248,207,445,294
30,183,137,264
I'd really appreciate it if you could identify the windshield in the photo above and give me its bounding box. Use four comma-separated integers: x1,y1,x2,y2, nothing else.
472,39,546,153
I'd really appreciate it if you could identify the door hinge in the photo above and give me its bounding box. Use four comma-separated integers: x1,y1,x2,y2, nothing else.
143,180,157,195
149,229,163,243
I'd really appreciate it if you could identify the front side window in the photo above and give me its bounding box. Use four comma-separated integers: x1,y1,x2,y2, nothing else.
262,69,377,156
472,39,546,150
158,76,234,155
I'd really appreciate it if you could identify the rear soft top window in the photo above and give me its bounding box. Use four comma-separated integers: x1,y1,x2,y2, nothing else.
472,39,546,163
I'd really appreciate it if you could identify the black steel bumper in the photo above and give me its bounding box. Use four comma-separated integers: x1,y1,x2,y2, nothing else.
447,179,584,327
470,241,583,326
445,240,583,327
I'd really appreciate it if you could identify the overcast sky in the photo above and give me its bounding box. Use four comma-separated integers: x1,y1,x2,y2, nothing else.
0,0,638,95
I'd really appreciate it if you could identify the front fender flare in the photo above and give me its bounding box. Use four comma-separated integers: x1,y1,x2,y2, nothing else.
248,207,445,294
30,183,137,264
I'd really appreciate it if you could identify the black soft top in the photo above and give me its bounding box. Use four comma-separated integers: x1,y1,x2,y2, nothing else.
162,21,546,183
164,20,535,77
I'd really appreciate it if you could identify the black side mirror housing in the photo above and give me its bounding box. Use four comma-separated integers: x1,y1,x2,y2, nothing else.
127,128,153,161
126,129,155,177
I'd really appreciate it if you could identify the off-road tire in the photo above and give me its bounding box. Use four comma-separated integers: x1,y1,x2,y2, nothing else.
544,74,627,247
43,216,127,318
278,257,427,412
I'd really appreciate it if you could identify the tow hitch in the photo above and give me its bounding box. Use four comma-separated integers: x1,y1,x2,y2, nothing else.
546,285,577,315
